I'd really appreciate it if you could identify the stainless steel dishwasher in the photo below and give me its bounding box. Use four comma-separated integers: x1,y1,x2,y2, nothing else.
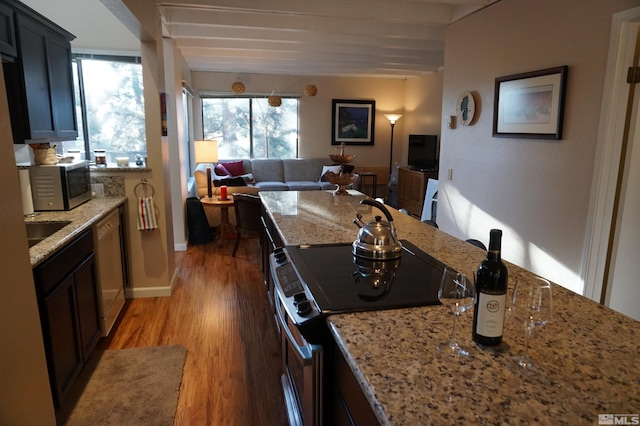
93,209,126,336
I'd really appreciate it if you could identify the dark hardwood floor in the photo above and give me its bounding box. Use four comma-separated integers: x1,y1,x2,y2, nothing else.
97,237,288,425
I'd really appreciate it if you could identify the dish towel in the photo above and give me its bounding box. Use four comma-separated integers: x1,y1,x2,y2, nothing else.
137,196,158,231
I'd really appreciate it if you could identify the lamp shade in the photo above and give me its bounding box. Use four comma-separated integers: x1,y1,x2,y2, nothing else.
194,140,218,164
384,114,403,124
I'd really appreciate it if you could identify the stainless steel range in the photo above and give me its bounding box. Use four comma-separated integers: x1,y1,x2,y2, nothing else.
270,240,445,425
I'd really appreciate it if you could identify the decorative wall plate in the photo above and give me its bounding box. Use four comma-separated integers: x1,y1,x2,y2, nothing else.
456,91,475,125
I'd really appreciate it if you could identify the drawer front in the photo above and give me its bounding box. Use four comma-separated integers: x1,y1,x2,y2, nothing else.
34,229,93,296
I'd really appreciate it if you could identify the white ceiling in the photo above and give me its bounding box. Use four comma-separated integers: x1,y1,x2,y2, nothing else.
20,0,140,55
21,0,498,78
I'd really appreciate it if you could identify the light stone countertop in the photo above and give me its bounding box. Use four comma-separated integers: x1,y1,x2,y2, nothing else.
26,197,127,267
260,190,640,425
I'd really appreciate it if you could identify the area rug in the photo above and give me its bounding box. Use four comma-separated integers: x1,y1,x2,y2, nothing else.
57,345,187,426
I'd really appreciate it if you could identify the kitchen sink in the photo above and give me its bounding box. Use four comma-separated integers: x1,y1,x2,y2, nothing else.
26,221,72,248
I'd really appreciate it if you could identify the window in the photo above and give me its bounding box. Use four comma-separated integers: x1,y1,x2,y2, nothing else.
63,55,146,165
201,96,298,159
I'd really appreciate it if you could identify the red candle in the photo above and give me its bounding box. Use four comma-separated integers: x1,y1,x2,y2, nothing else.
220,185,227,200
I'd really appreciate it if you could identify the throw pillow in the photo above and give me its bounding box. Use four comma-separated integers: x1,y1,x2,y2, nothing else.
214,163,231,176
221,160,245,177
320,165,342,182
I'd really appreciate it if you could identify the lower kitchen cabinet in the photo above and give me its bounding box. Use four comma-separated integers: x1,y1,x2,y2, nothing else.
40,270,82,405
73,254,100,359
331,341,379,425
34,229,100,407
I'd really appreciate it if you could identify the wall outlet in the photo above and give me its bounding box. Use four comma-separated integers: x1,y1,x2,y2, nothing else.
447,169,453,181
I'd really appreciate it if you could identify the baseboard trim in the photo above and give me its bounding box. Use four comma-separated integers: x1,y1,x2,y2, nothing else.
125,286,172,298
169,267,179,293
175,242,187,251
124,268,180,299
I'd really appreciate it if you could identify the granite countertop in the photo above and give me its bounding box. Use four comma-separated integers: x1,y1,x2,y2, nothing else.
260,189,370,246
26,197,127,267
260,190,640,425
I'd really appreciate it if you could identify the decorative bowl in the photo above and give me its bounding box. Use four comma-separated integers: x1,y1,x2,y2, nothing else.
324,172,356,185
329,154,355,163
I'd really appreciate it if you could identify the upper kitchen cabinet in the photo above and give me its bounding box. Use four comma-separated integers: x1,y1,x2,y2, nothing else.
1,0,77,143
0,2,17,57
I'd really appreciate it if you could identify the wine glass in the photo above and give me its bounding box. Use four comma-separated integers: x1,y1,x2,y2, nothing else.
509,277,553,371
437,267,476,356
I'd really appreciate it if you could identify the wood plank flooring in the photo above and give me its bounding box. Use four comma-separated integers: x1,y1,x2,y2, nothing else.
97,237,288,425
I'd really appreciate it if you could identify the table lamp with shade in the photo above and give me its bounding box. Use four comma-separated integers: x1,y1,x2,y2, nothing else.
195,140,218,199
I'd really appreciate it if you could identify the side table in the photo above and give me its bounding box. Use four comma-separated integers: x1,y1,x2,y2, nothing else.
358,172,377,198
200,196,235,246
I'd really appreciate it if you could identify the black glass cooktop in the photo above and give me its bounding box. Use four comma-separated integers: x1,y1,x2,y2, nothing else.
286,240,443,314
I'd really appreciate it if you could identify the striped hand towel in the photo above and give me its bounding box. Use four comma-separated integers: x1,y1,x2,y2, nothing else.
137,196,158,231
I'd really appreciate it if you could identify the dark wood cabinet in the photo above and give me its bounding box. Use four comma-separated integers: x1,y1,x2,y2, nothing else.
47,31,76,139
34,229,100,408
0,2,16,57
15,14,55,139
74,255,100,359
397,167,438,217
1,0,77,143
41,272,83,406
330,341,379,425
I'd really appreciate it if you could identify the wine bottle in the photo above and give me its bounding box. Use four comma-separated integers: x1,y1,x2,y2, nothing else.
472,229,508,346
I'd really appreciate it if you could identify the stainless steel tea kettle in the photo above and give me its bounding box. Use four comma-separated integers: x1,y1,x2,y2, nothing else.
352,199,402,260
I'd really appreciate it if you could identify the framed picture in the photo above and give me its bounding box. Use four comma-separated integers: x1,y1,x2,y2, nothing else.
493,66,568,139
331,99,375,145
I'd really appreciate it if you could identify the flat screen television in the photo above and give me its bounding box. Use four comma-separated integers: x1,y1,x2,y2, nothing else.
407,134,438,171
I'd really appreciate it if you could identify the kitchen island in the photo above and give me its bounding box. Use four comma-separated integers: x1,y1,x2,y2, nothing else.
261,190,640,425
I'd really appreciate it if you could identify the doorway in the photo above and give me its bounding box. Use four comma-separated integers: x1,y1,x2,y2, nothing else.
584,6,640,321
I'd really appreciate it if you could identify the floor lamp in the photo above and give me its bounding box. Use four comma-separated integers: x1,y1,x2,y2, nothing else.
384,114,403,178
194,140,218,199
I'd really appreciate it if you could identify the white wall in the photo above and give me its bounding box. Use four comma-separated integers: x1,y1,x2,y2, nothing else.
440,0,640,293
164,38,193,251
191,72,406,174
403,71,444,163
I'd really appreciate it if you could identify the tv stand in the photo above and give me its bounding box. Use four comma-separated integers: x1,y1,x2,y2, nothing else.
409,164,438,173
398,167,438,217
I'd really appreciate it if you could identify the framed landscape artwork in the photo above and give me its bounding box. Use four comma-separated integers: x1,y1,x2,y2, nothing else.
493,66,568,139
331,99,375,145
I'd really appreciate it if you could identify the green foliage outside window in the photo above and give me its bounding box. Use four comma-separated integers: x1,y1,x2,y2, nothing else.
64,56,146,164
202,97,298,159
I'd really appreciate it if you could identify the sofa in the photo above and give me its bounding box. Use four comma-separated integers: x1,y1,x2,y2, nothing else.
194,158,344,227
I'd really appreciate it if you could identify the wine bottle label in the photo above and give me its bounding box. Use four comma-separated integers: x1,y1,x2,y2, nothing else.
475,292,506,337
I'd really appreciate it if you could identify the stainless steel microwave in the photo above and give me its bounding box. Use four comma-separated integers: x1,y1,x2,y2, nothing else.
28,161,92,211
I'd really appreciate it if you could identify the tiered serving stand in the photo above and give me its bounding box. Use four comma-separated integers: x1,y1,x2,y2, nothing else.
325,143,358,196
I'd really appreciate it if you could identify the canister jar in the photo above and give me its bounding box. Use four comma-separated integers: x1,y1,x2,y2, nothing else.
94,149,107,166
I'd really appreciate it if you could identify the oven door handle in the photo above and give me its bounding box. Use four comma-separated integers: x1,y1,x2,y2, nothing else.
276,296,322,362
